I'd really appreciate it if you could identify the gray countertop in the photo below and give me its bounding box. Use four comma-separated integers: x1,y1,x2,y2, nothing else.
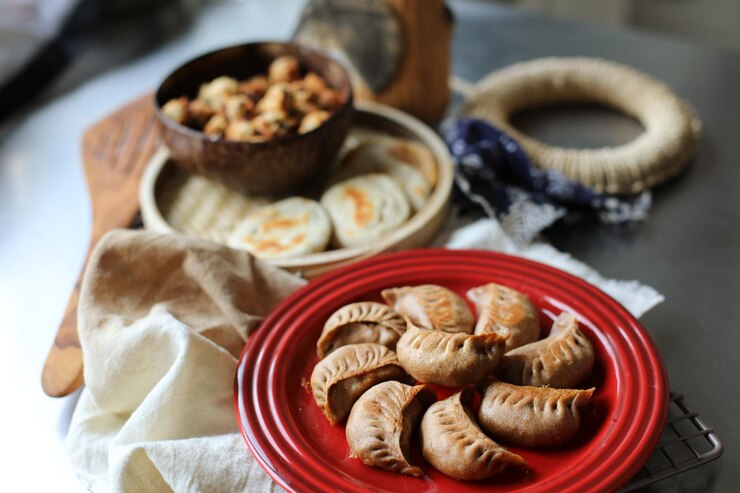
1,0,735,491
451,2,738,491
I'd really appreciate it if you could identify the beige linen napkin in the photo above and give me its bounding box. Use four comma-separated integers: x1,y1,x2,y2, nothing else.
65,229,305,492
438,217,664,318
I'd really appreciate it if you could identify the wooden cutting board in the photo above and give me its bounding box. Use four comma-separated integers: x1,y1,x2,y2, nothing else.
41,94,162,397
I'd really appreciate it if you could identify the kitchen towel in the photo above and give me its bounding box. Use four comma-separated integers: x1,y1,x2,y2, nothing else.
436,216,663,318
65,229,304,492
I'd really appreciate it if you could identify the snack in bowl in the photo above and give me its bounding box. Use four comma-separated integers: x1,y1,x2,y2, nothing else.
226,197,331,259
308,282,598,482
332,138,438,211
155,42,354,195
161,55,344,141
320,173,411,248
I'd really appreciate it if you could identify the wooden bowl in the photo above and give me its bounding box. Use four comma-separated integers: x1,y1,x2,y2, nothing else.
140,102,453,279
154,42,354,195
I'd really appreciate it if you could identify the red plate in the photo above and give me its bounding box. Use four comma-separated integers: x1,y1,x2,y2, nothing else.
235,249,668,492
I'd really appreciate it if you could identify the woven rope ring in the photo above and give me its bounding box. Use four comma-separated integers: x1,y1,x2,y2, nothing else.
463,57,702,194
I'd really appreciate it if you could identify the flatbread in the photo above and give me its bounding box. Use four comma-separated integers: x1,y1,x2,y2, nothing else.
332,138,437,211
320,173,410,248
227,197,331,259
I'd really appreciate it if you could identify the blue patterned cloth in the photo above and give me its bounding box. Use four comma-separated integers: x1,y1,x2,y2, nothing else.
441,118,651,243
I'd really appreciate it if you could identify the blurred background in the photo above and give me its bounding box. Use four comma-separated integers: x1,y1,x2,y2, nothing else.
2,0,740,127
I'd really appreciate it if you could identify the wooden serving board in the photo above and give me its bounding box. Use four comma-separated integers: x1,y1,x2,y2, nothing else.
41,94,162,398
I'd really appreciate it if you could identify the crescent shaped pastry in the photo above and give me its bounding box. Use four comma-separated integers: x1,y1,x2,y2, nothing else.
478,381,595,447
381,284,475,334
320,173,410,248
466,283,540,352
396,323,507,387
420,389,527,480
346,381,437,476
499,312,595,388
316,302,407,358
310,343,410,425
333,139,436,211
227,197,331,259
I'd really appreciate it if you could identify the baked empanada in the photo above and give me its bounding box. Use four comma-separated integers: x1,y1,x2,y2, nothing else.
381,285,475,333
420,389,527,480
478,381,594,447
466,283,540,352
311,343,410,424
316,302,406,358
499,312,595,388
346,382,436,476
396,323,507,387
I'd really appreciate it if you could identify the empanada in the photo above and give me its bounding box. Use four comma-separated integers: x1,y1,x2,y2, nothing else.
499,312,595,388
320,173,410,248
381,285,475,333
227,197,331,259
466,283,540,352
346,382,436,476
311,343,410,424
316,302,406,357
478,381,594,447
396,323,507,387
421,389,527,480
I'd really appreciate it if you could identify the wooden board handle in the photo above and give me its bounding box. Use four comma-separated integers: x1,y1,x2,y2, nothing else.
41,271,86,397
41,94,161,397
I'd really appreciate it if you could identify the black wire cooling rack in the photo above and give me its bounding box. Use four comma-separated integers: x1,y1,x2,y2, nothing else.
621,393,723,491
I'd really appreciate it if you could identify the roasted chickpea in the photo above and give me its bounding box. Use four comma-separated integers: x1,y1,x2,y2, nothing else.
268,55,301,83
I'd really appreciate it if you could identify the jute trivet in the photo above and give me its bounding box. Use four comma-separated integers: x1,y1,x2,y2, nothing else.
463,57,702,194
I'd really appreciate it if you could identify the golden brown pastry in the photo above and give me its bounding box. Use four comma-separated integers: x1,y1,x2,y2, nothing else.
381,285,475,334
420,389,527,480
237,75,268,99
478,381,594,447
466,283,540,352
333,139,436,211
346,382,436,476
320,173,410,248
227,197,331,259
161,96,189,124
310,343,410,425
396,322,506,387
299,110,331,134
223,94,254,121
317,302,406,358
203,113,228,137
268,55,301,83
198,76,238,109
499,312,595,388
187,99,215,128
225,119,258,142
